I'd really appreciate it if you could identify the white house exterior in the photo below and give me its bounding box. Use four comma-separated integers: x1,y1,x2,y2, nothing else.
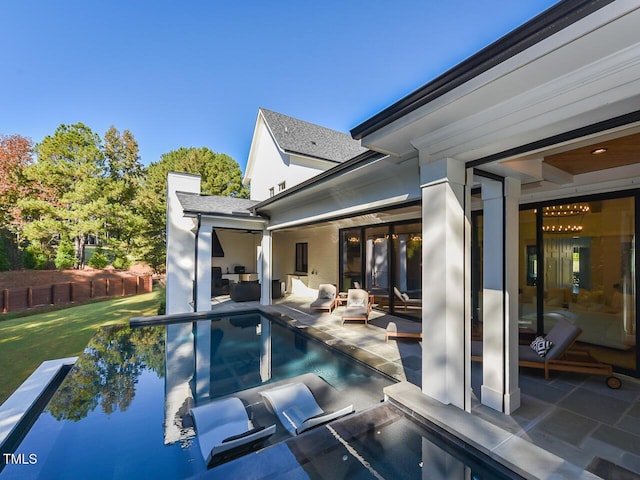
243,108,366,201
166,0,640,417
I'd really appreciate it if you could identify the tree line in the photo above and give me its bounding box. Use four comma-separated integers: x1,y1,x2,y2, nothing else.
0,123,248,272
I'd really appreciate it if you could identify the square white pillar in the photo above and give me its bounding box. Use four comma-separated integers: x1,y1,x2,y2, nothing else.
195,225,212,312
260,230,272,305
480,177,521,414
420,157,469,410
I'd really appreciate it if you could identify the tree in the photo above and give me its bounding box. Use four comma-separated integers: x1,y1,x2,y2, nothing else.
0,134,33,268
14,124,147,269
135,147,248,271
101,126,146,266
17,123,106,264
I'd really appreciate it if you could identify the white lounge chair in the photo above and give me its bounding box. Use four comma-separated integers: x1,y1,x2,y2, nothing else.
310,284,337,313
342,288,371,324
190,397,276,468
259,382,353,436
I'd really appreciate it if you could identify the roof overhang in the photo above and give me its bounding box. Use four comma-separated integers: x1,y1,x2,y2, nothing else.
181,211,267,232
351,1,640,166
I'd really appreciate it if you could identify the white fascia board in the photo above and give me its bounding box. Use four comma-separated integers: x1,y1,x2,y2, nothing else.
196,215,266,231
243,110,266,186
288,151,337,168
520,171,640,205
364,2,640,159
413,41,640,161
266,195,414,231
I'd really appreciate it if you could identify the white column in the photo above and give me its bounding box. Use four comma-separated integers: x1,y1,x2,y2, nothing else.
260,230,272,305
480,177,521,414
195,224,212,312
166,172,200,314
420,156,469,409
504,177,522,414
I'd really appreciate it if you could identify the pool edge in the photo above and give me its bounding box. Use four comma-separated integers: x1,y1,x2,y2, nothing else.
0,357,77,455
384,381,600,480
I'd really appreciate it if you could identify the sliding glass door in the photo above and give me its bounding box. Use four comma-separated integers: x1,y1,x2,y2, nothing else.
392,223,422,320
516,195,638,375
340,229,362,290
340,221,423,319
365,226,390,313
541,197,636,372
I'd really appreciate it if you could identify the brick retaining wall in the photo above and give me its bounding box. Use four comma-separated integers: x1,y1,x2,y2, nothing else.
1,275,153,314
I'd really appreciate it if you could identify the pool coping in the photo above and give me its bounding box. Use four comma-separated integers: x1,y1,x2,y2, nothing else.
384,381,601,480
0,356,77,454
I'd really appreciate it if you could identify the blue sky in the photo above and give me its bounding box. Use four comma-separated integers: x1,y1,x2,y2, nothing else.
1,1,559,171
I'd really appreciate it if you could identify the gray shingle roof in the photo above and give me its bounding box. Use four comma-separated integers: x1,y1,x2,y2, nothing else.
176,192,260,216
261,108,367,163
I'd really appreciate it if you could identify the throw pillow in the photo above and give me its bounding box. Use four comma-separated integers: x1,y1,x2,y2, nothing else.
530,336,553,358
348,299,364,307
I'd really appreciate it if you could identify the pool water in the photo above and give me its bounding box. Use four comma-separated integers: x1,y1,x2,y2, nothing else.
1,311,519,479
0,312,393,479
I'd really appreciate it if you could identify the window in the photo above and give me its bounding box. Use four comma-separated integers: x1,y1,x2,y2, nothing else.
295,242,308,273
278,181,286,191
268,187,275,198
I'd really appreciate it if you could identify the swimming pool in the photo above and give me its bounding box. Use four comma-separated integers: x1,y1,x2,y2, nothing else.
0,312,394,479
1,310,519,479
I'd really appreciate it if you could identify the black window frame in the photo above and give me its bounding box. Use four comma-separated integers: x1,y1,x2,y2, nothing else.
295,242,308,273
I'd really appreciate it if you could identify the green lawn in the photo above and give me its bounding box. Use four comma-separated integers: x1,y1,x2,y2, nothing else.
0,290,160,405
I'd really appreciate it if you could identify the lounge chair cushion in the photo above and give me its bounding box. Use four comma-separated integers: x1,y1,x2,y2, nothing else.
544,316,582,360
342,289,370,323
190,397,275,468
518,345,544,363
310,298,334,308
260,382,353,436
530,336,553,357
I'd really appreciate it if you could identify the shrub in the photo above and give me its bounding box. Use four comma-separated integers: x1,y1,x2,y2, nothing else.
88,250,109,269
54,240,76,270
157,286,166,315
0,242,9,272
23,243,50,270
112,256,130,270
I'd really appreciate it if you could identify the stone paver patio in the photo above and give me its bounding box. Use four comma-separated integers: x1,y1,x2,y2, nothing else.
211,293,640,479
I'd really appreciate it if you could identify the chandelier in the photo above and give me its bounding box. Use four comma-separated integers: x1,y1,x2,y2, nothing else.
541,204,590,217
538,204,589,234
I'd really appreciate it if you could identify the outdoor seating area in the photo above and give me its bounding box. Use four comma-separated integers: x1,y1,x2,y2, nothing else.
472,314,621,389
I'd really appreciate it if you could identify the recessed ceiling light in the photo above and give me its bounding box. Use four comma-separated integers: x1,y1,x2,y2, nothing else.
590,147,608,155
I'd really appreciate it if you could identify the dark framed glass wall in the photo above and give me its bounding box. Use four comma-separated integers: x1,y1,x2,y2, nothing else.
519,193,638,375
339,220,423,320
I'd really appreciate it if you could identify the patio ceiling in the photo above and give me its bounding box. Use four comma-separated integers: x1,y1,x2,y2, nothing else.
544,132,640,175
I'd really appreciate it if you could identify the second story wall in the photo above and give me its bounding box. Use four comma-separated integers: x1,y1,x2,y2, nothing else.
247,118,330,201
